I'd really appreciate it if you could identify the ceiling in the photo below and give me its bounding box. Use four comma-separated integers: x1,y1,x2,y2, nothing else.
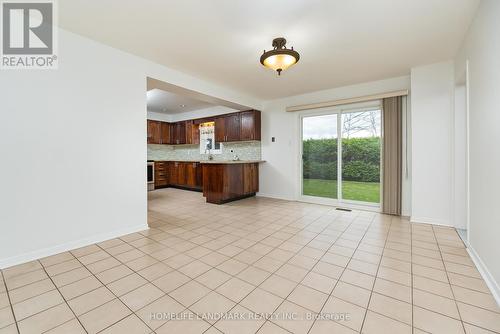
59,0,479,100
147,89,214,114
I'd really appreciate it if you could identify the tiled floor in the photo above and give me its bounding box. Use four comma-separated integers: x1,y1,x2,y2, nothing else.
1,188,500,334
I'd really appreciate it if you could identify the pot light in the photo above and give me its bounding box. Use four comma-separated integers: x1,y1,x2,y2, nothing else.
260,37,300,75
179,104,186,108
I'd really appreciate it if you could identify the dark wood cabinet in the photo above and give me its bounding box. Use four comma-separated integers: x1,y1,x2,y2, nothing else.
154,162,168,188
160,122,171,144
147,109,260,145
214,116,226,143
186,121,200,145
171,122,186,145
202,162,259,204
240,110,261,141
225,113,241,142
147,120,161,144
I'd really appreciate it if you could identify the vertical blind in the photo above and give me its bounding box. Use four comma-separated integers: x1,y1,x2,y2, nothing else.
382,96,403,215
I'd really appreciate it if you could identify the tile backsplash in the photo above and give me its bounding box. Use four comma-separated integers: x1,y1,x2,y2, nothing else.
147,141,261,161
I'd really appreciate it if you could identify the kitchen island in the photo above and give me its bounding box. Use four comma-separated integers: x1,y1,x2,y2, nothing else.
201,161,264,204
151,160,264,204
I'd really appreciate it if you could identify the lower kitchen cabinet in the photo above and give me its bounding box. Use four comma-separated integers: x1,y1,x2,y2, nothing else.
202,162,259,204
154,162,169,188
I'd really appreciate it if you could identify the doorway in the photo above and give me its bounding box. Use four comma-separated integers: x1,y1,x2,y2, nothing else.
300,105,382,208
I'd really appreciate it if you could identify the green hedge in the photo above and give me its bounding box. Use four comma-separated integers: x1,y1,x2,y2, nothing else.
303,137,380,182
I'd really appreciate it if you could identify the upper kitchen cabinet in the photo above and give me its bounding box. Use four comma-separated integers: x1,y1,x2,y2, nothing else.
160,122,171,144
170,122,186,145
147,120,161,144
214,116,226,143
240,110,261,141
225,113,241,142
186,120,200,145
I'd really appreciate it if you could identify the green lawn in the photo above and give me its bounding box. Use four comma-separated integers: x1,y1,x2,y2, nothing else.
303,178,380,203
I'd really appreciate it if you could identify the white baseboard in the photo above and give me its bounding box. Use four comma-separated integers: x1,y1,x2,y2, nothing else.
0,224,149,269
466,246,500,306
410,216,453,227
256,193,296,201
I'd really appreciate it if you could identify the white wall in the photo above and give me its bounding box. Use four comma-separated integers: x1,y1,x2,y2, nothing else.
410,61,454,226
147,106,241,123
260,76,412,215
0,29,259,268
453,84,467,230
455,0,500,299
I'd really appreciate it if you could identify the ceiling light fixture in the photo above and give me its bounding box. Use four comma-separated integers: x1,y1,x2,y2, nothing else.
260,37,300,75
179,104,186,107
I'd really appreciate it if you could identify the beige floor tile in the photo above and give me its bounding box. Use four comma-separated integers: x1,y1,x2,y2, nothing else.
216,277,255,303
321,296,366,331
301,271,337,294
237,266,271,286
457,302,500,333
68,286,115,315
45,259,82,277
86,256,121,274
169,280,210,307
372,278,411,303
275,264,309,283
178,260,211,279
287,284,328,313
162,253,195,269
51,267,91,287
272,300,315,334
257,321,291,334
452,285,500,313
17,303,75,334
108,273,148,296
44,318,86,334
214,304,265,334
59,275,102,300
5,269,47,290
449,272,491,293
12,289,64,320
96,264,134,284
413,263,449,282
137,262,172,281
153,271,190,293
312,261,344,279
332,281,371,308
463,322,498,334
120,283,164,311
321,252,351,267
71,244,101,258
362,310,412,334
190,292,236,324
413,306,465,334
413,275,454,298
8,278,55,304
413,288,460,319
40,252,75,268
155,311,210,334
259,274,297,299
253,256,285,273
376,266,411,286
2,262,42,280
216,259,248,276
0,306,15,329
135,295,184,329
100,314,151,334
79,299,131,334
78,250,112,266
309,319,358,333
199,252,230,267
195,268,231,290
241,288,284,314
340,268,375,290
368,292,412,325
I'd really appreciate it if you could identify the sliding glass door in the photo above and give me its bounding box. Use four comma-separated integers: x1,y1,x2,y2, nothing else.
302,114,338,199
301,107,381,206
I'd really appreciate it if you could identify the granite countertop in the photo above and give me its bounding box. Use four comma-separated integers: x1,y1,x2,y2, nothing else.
150,160,265,164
